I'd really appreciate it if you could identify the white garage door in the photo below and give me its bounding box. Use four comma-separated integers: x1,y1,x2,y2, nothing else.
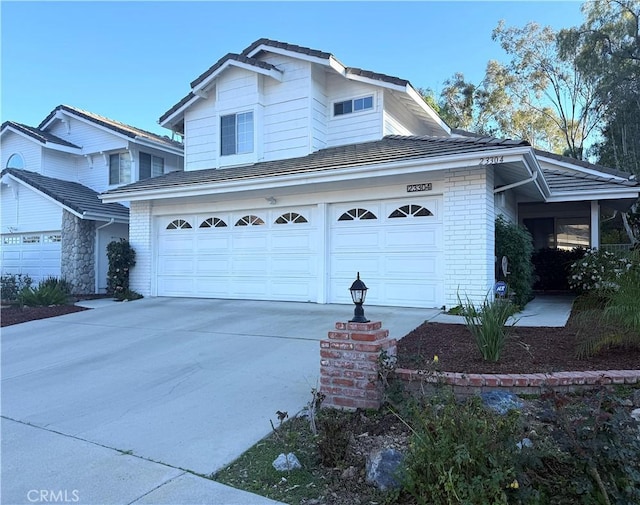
329,198,444,308
1,232,62,285
156,208,318,301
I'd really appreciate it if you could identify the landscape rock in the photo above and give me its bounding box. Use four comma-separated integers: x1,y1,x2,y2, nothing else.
633,389,640,408
631,408,640,423
365,448,404,491
272,452,302,471
480,390,524,415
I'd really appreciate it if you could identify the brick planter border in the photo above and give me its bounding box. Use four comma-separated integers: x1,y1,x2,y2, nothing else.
394,368,640,396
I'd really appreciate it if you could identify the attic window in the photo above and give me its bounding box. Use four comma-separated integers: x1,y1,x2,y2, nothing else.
6,153,25,170
334,95,373,116
221,112,254,156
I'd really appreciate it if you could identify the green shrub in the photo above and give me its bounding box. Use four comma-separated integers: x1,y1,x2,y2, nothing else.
107,239,136,297
459,294,517,362
1,273,33,302
495,216,534,307
517,389,640,505
39,276,73,295
402,392,520,505
18,284,69,307
532,247,585,291
569,248,633,294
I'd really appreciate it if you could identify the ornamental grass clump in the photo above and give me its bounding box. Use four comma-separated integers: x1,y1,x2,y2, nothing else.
459,294,517,362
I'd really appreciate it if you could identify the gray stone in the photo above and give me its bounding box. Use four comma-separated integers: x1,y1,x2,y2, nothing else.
516,437,533,450
272,452,302,471
365,448,404,491
631,408,640,423
633,389,640,408
480,390,524,415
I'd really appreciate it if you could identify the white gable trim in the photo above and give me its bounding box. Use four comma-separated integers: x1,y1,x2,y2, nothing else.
40,110,183,156
192,59,283,96
0,125,82,155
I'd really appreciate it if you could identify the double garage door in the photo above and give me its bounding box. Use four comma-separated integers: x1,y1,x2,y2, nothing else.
156,198,443,307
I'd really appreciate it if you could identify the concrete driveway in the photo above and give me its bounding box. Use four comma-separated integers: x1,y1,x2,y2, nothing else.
1,297,433,505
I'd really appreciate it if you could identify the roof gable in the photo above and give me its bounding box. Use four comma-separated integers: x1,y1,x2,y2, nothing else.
1,121,81,151
39,105,183,152
1,168,129,222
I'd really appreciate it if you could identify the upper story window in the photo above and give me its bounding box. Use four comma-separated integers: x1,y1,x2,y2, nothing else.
139,152,164,180
221,112,254,156
334,95,374,116
109,152,131,185
6,153,25,169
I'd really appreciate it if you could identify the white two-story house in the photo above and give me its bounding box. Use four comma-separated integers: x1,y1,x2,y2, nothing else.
101,39,639,308
1,105,184,293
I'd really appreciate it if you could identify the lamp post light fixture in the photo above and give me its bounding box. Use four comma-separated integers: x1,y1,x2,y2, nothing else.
349,272,370,323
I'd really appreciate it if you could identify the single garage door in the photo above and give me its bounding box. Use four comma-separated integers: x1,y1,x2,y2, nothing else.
0,232,62,285
329,198,444,308
156,207,318,301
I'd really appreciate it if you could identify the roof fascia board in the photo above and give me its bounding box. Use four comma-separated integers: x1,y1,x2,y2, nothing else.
1,125,82,154
546,189,640,202
523,150,551,198
2,172,84,219
81,211,129,223
537,154,631,182
245,43,335,67
158,94,200,128
133,137,184,156
192,60,283,95
44,109,178,154
405,86,452,135
100,148,534,203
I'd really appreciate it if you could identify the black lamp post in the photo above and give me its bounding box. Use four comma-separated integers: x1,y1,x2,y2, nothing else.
349,272,370,323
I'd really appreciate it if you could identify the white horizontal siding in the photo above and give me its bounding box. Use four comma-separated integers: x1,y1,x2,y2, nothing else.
0,183,62,232
1,132,42,173
42,150,78,181
48,116,125,154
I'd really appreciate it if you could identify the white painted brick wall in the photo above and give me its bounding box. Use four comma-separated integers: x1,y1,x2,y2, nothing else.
128,201,152,296
443,167,495,308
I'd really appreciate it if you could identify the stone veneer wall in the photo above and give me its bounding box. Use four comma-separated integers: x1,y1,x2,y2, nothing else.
61,210,95,294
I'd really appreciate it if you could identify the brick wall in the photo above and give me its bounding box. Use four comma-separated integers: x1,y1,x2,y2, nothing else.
443,167,495,308
128,200,152,296
320,321,396,410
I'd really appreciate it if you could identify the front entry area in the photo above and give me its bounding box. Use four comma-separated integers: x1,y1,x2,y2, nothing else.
155,197,444,308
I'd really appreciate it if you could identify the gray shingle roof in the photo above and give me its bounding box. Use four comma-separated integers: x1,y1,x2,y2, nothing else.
104,135,529,195
2,168,129,220
39,105,183,150
1,121,81,149
190,53,281,89
542,167,639,193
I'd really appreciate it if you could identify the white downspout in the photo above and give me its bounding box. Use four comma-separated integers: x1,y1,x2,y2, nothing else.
590,201,600,249
494,170,538,194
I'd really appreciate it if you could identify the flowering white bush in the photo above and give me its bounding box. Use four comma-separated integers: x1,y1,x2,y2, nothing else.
569,248,633,293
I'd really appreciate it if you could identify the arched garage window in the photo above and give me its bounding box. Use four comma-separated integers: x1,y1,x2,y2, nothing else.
389,204,433,218
338,208,377,221
235,215,264,226
166,219,192,229
275,212,308,224
199,217,227,228
6,153,25,169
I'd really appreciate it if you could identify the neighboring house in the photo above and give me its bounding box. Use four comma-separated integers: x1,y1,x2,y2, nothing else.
1,105,184,293
101,39,640,308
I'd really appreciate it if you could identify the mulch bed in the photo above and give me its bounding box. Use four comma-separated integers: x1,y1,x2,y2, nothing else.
397,318,640,374
0,305,89,327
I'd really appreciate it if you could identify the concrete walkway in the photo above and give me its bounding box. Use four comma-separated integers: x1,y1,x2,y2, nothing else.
1,298,435,505
427,294,575,327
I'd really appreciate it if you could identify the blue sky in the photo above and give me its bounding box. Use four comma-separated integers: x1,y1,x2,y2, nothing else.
1,1,586,137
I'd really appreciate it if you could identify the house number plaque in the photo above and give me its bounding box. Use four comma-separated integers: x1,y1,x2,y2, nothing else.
406,183,432,193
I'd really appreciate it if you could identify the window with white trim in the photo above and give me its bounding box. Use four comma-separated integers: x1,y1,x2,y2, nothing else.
139,152,164,180
235,215,264,226
6,153,25,169
109,153,132,185
221,112,254,156
334,95,373,116
338,208,377,221
166,219,192,230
